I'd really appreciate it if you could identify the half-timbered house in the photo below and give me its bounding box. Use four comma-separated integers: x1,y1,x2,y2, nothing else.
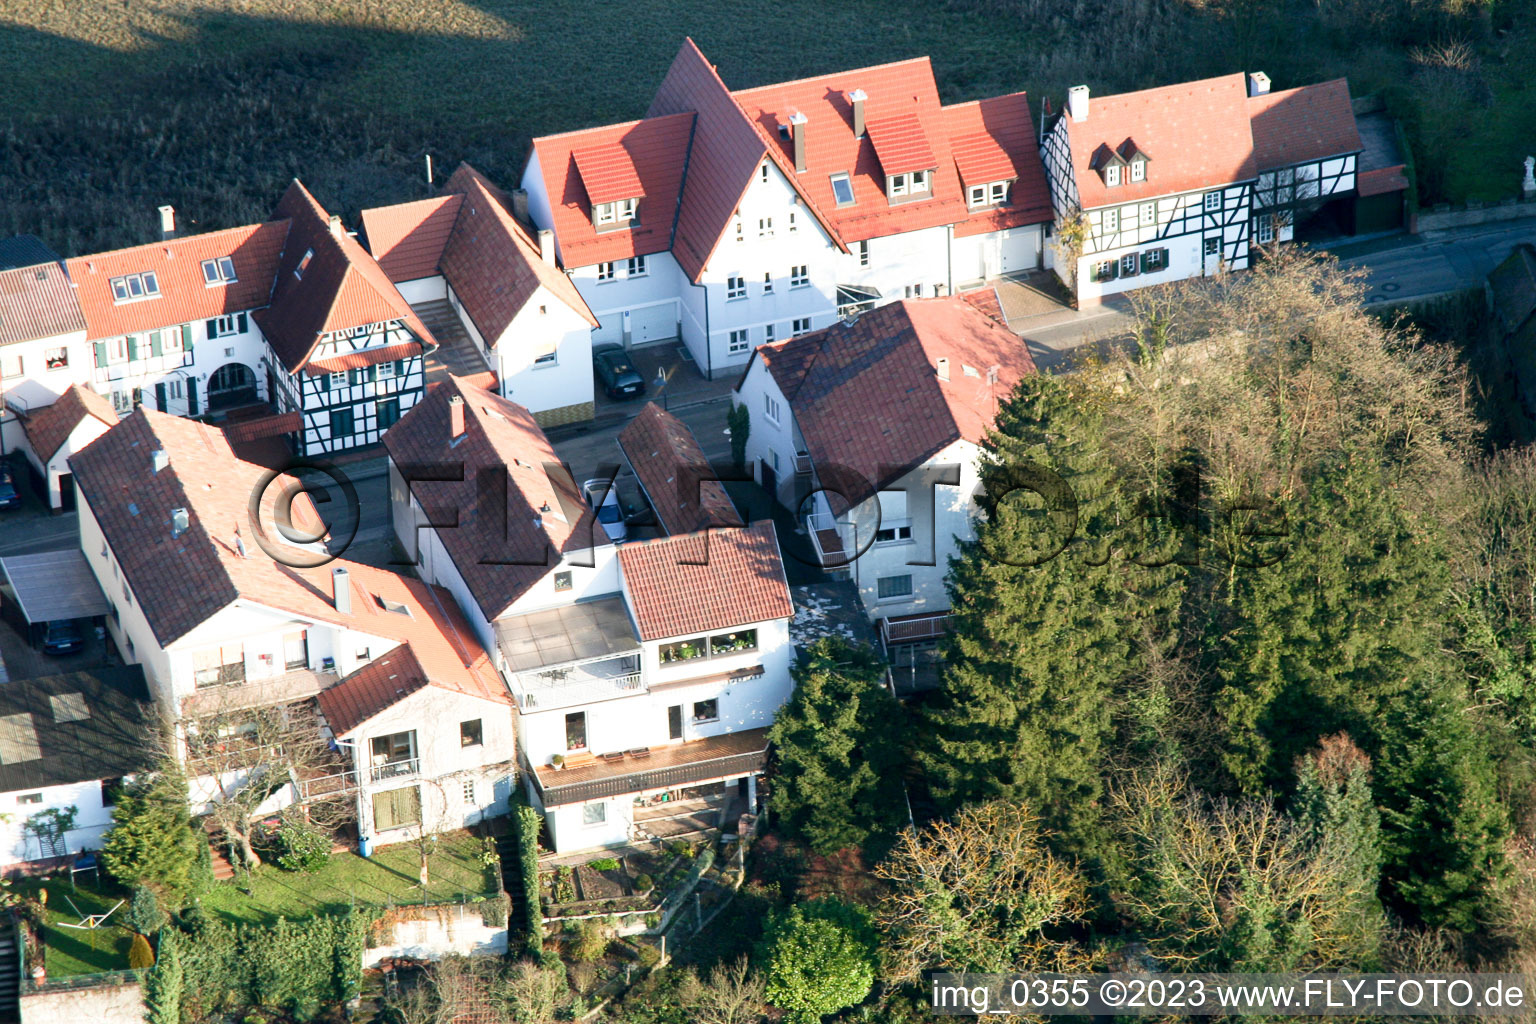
257,181,436,455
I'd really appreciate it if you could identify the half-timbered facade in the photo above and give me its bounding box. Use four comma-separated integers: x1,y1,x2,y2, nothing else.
1041,72,1365,303
256,181,435,455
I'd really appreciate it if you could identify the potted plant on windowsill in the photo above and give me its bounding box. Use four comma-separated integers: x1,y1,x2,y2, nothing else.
550,754,565,771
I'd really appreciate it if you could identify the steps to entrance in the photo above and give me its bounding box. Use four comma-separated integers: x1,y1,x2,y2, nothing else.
0,920,21,1024
495,829,525,940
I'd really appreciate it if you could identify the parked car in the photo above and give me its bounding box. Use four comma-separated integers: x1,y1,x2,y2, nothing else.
593,344,646,400
582,478,628,543
42,619,85,656
0,467,20,510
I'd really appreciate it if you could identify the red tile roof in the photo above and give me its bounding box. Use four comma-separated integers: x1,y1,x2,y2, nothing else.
750,297,1035,510
617,402,743,536
439,173,598,342
64,222,289,342
256,180,433,372
318,640,509,736
1247,79,1361,170
1065,74,1259,209
732,54,966,247
571,144,649,205
943,93,1055,238
0,261,86,346
220,410,301,444
617,520,793,640
301,342,421,375
68,410,499,709
19,384,117,462
1357,165,1409,197
865,112,939,177
528,113,695,271
360,195,464,284
382,375,599,622
647,39,775,279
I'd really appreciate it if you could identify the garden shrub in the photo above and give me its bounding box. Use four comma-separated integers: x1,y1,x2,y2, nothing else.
511,795,546,958
129,931,156,969
480,891,510,928
144,928,182,1024
589,857,620,871
634,873,654,892
571,919,608,962
757,899,878,1024
273,817,331,873
127,885,168,937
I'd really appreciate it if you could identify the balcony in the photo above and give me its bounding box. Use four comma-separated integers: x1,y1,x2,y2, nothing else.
369,757,421,783
515,656,644,711
806,512,851,566
881,612,952,645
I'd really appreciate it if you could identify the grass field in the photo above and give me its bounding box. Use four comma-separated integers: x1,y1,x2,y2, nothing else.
0,0,1530,256
15,878,134,978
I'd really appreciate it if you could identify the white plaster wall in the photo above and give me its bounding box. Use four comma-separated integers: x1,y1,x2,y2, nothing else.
363,903,507,965
92,314,266,417
0,778,117,868
0,328,91,435
733,359,801,510
833,224,951,301
397,276,449,304
36,415,113,508
495,287,594,415
78,496,177,707
949,225,1045,285
20,979,142,1024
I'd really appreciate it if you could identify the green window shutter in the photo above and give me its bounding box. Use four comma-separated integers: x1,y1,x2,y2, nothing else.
367,365,378,382
126,336,138,361
182,324,193,352
154,383,167,412
93,342,107,367
206,319,217,340
394,360,404,377
318,374,329,393
150,331,163,357
237,311,248,333
187,378,199,416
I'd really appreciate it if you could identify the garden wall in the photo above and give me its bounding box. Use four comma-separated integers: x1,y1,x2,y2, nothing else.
363,903,507,966
20,978,142,1024
1415,197,1536,232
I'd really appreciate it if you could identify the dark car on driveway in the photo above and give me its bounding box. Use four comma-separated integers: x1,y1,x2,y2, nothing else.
42,619,85,656
593,344,646,400
0,467,20,510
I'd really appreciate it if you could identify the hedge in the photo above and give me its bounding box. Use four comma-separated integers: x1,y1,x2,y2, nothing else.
511,794,545,958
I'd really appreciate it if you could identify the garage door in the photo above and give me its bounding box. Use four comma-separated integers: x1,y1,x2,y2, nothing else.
630,302,679,345
590,312,623,346
999,228,1041,273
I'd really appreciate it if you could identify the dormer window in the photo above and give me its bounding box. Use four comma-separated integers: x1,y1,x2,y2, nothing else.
1117,140,1151,184
593,197,638,229
1105,164,1121,187
109,272,160,304
888,170,930,200
1130,157,1147,182
967,180,1013,208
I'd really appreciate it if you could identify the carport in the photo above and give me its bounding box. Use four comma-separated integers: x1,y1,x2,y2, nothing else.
0,549,111,642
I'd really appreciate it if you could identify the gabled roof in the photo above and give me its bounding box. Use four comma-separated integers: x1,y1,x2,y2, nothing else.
381,375,599,623
749,297,1035,510
64,222,290,341
360,195,464,283
0,667,153,794
617,402,743,536
0,259,86,347
256,180,434,372
438,172,598,342
1247,79,1361,171
647,39,780,279
317,642,510,737
19,384,117,462
0,235,61,273
571,144,649,204
942,92,1055,238
69,409,496,703
617,520,793,640
732,53,966,246
529,114,695,271
1064,74,1259,209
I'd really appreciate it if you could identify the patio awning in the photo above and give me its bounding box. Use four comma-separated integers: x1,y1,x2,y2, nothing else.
494,596,640,673
0,549,110,624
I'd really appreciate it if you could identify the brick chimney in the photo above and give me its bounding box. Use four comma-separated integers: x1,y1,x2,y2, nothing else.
1068,85,1089,123
449,394,465,439
158,205,176,240
847,89,867,138
511,188,531,224
789,112,808,173
332,566,351,614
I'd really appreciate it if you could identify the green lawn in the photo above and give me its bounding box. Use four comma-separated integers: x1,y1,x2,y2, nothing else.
14,878,135,979
199,830,500,924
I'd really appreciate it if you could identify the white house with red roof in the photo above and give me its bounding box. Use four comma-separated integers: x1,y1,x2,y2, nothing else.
0,251,89,458
361,164,601,428
522,38,1052,378
67,408,512,848
385,376,795,851
734,297,1035,657
1040,72,1364,303
13,384,117,510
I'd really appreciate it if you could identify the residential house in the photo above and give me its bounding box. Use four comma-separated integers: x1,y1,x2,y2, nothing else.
0,667,152,872
0,250,89,458
385,377,796,850
258,181,436,454
13,384,118,510
733,296,1035,653
362,164,600,428
67,408,509,848
522,38,1052,378
1039,72,1364,303
617,402,743,536
64,215,288,419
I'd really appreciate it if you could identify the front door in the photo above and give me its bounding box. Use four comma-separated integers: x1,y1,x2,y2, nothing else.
668,705,683,741
760,459,777,504
1202,236,1221,276
57,474,75,511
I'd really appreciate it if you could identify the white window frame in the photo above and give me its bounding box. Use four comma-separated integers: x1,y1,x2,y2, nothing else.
582,802,607,826
596,262,615,282
789,265,809,288
616,198,636,221
990,181,1009,204
1204,192,1222,212
910,169,929,193
106,338,128,364
763,393,781,424
1204,237,1221,256
1105,164,1121,187
726,275,746,300
758,217,773,238
201,257,237,286
792,317,811,336
874,521,914,545
462,781,476,804
1120,254,1138,276
764,324,776,344
967,184,987,207
109,271,161,303
876,574,914,601
1257,217,1275,244
728,329,750,354
1140,203,1155,227
889,173,908,197
43,347,68,371
1130,158,1146,183
211,314,239,338
1103,208,1119,233
0,353,21,379
627,255,647,277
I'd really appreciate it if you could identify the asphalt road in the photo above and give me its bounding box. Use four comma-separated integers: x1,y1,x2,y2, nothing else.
1338,219,1536,306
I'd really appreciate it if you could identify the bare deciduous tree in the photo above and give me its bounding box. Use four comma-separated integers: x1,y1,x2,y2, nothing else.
497,958,567,1024
675,956,768,1024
